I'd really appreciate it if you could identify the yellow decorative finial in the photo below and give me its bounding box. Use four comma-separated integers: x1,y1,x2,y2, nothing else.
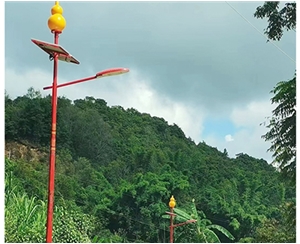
48,1,66,32
169,195,176,208
51,1,63,15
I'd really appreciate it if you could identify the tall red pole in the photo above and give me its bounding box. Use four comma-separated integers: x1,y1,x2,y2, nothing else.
46,31,59,243
170,207,174,243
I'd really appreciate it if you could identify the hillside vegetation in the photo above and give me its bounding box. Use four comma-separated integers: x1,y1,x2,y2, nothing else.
5,89,295,242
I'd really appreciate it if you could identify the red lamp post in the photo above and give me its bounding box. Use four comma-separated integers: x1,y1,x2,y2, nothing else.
31,2,129,242
166,196,197,243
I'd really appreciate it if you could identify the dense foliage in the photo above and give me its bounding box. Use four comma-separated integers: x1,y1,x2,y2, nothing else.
5,164,96,243
5,89,295,242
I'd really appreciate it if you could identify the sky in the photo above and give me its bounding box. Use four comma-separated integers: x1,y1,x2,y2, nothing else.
4,1,297,163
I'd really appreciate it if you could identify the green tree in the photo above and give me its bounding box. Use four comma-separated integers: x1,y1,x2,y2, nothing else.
254,1,296,186
262,77,296,184
254,1,296,41
71,108,114,166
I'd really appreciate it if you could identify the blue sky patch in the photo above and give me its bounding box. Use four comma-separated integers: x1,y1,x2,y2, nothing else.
202,118,237,139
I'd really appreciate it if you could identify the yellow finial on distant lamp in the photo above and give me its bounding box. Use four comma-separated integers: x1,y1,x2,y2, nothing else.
169,195,176,208
48,1,66,32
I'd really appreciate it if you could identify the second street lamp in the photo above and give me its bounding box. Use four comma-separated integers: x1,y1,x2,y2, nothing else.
166,196,197,243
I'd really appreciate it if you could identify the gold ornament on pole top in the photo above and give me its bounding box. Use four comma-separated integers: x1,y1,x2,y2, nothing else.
169,195,176,208
48,1,66,33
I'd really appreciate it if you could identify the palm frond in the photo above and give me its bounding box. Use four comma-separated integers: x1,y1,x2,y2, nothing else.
208,224,235,240
203,228,221,243
173,208,192,221
162,214,170,219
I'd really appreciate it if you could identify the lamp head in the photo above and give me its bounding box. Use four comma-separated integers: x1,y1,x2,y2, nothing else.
96,68,129,78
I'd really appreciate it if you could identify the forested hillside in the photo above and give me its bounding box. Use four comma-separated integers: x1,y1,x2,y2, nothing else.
5,88,296,242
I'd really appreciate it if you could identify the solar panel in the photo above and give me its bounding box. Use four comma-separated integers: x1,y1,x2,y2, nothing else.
31,38,80,65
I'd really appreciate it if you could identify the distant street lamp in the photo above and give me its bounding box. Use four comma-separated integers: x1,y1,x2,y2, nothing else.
31,2,129,243
168,195,176,243
166,196,197,243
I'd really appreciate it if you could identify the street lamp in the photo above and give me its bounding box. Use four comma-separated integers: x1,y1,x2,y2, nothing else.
166,196,197,243
31,2,129,243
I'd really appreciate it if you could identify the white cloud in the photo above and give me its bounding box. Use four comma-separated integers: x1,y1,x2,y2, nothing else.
230,100,275,128
5,68,69,99
225,134,234,142
93,69,207,142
